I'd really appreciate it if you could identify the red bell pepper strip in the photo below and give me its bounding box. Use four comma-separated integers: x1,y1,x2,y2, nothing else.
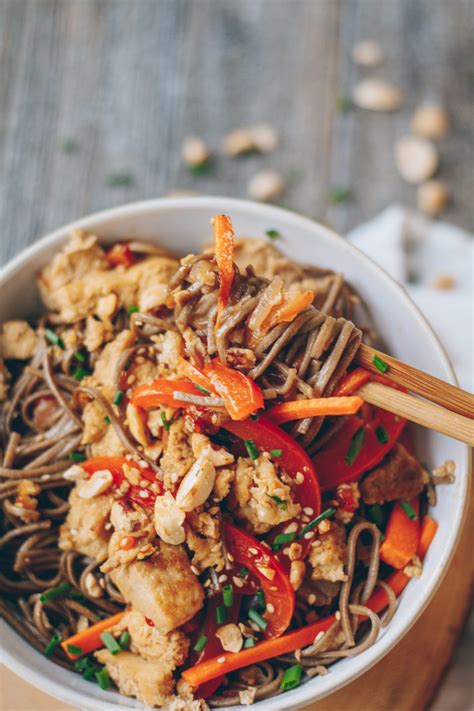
203,359,264,421
223,523,295,638
213,214,235,318
380,498,420,569
105,242,137,268
312,405,406,492
181,515,438,688
131,378,204,410
81,456,162,509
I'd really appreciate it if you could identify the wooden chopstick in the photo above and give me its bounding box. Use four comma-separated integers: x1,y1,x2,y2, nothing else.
356,343,474,418
358,382,474,446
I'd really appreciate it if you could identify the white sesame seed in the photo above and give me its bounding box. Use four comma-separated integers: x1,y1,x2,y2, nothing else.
266,603,275,614
41,474,51,481
269,586,278,592
218,574,228,583
138,460,148,468
308,594,317,605
127,374,136,385
335,611,341,620
191,566,200,576
139,480,149,488
283,547,291,556
303,507,314,516
227,552,234,563
233,576,244,588
295,472,305,484
138,490,149,498
99,578,106,589
104,522,112,530
249,622,260,633
217,656,226,664
304,531,315,540
204,579,211,588
248,547,258,555
284,522,298,534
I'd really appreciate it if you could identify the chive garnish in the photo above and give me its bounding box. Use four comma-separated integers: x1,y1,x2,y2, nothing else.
72,366,89,381
272,531,295,550
270,495,287,510
243,637,256,648
161,412,173,431
106,172,134,188
248,608,268,630
256,589,265,611
69,451,86,463
281,663,303,690
40,582,71,603
83,666,97,681
74,657,90,671
45,328,65,350
239,566,249,578
193,634,208,652
95,668,111,690
244,440,259,460
118,631,130,650
367,504,384,528
100,631,121,655
195,384,211,395
223,584,234,608
66,644,83,656
297,507,336,539
127,305,139,314
329,187,352,204
345,427,365,465
375,425,389,443
373,354,389,374
113,390,124,406
216,605,227,624
401,501,417,520
73,350,86,363
44,633,61,656
104,415,111,425
265,229,280,239
270,449,282,458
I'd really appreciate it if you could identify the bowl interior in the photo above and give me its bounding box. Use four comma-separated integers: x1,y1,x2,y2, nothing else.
0,197,469,711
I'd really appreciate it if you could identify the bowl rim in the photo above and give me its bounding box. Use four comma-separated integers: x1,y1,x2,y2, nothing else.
0,196,470,711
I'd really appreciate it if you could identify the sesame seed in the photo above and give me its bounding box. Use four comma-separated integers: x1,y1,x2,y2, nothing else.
218,574,228,583
126,388,132,398
191,566,200,576
41,474,51,481
304,531,315,540
303,507,314,516
227,552,234,562
266,603,275,614
308,594,317,605
283,547,291,556
127,374,136,385
284,522,298,534
203,580,211,588
138,490,149,498
139,480,149,487
295,472,305,484
104,522,112,530
99,578,106,589
256,566,275,580
249,622,260,633
248,547,258,555
138,460,148,468
233,576,244,588
269,586,278,592
335,611,341,620
217,656,226,664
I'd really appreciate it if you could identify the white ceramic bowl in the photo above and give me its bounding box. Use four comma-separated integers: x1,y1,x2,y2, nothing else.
0,197,469,711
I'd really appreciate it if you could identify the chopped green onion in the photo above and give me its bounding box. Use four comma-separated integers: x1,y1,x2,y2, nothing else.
118,631,130,650
82,666,97,681
113,390,124,406
256,589,265,611
345,426,365,465
72,366,89,381
100,631,121,655
193,634,208,652
270,449,282,458
272,532,295,550
216,605,227,624
401,501,417,520
195,384,211,395
329,186,352,204
161,412,173,431
69,589,87,602
367,504,384,528
66,643,83,656
106,172,134,188
265,229,280,239
74,657,90,671
69,451,86,462
104,415,111,425
45,328,65,350
73,350,86,363
243,637,256,648
187,160,213,176
244,439,259,460
372,354,389,374
337,96,353,113
298,507,336,539
281,663,303,690
248,608,268,630
40,582,71,603
44,633,61,657
95,667,111,690
270,495,287,510
127,305,139,314
375,425,389,443
223,584,234,608
239,566,249,578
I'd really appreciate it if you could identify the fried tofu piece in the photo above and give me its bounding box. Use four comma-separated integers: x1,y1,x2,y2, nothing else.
360,443,428,505
109,540,204,633
307,521,347,583
0,321,38,360
59,486,113,562
111,609,189,663
160,419,195,488
92,330,135,388
95,650,174,707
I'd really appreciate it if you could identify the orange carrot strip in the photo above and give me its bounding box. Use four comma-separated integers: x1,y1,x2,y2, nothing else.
213,214,235,319
266,396,364,424
380,499,420,569
61,612,126,659
260,290,314,332
182,516,437,688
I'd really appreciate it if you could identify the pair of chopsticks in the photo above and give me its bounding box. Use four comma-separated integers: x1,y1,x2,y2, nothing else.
354,344,474,446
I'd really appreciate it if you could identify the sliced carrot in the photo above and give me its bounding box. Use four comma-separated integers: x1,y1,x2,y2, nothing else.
61,611,126,659
266,396,364,424
203,359,264,421
181,515,438,688
380,499,420,569
260,290,314,332
213,214,235,319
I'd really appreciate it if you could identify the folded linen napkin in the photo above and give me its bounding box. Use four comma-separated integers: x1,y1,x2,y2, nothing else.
347,205,473,391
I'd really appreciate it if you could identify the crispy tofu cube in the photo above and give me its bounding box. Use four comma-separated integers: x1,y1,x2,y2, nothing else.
95,650,173,707
59,486,113,562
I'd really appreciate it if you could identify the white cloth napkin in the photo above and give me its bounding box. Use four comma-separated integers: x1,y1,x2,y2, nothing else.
346,205,473,391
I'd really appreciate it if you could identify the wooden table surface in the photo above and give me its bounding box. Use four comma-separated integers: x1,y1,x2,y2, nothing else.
0,1,472,710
